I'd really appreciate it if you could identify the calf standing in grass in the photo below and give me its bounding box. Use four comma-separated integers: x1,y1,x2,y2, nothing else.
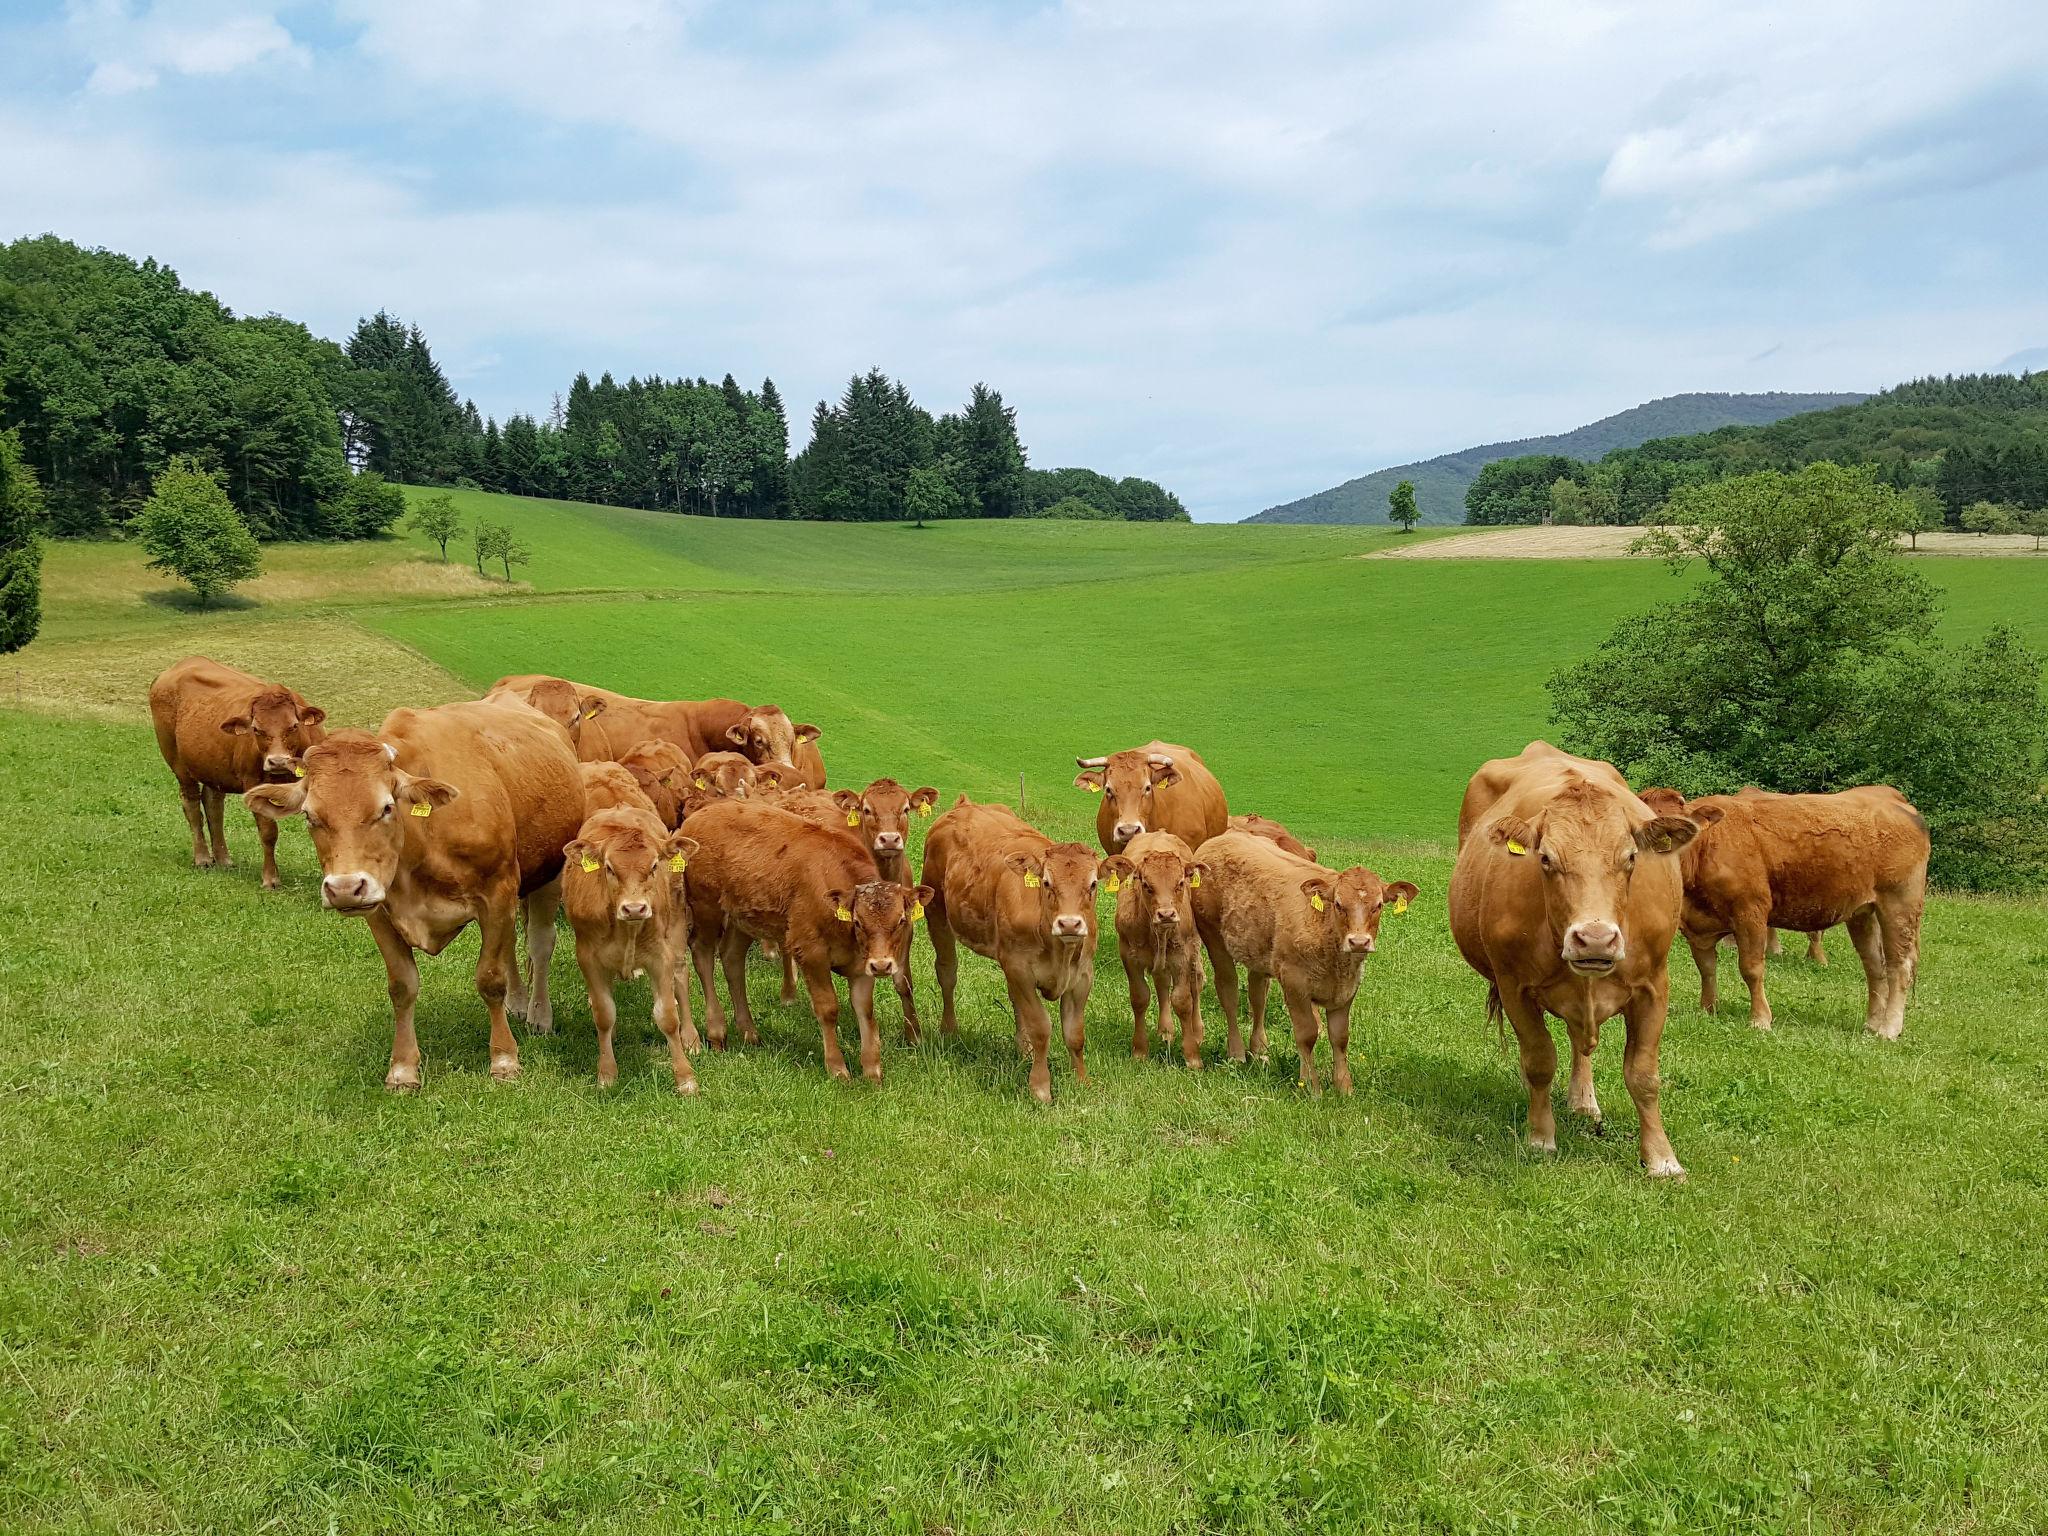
921,797,1104,1103
1103,832,1209,1068
150,656,326,889
562,808,700,1093
1194,828,1416,1095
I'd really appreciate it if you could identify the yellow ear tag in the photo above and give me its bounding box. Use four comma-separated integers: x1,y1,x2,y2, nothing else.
291,763,305,778
916,803,933,819
1506,839,1528,856
846,810,861,827
669,854,687,873
410,802,432,819
1085,783,1101,794
835,904,852,922
582,706,598,720
580,854,600,874
1023,870,1042,888
1189,872,1202,889
1309,893,1325,912
1104,875,1121,894
1392,895,1409,914
910,900,924,922
694,777,709,789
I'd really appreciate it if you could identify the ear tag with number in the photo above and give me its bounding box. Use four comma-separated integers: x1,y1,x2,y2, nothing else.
1189,872,1202,889
411,802,432,819
910,901,925,922
1506,839,1528,856
1023,870,1042,888
580,854,600,874
694,777,709,789
1085,783,1101,794
1104,875,1121,894
846,810,862,827
916,803,933,819
1309,893,1325,912
1392,895,1409,914
835,904,852,923
669,853,687,873
291,763,305,778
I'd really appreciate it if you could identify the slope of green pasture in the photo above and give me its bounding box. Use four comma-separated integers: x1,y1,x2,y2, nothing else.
4,709,2046,1533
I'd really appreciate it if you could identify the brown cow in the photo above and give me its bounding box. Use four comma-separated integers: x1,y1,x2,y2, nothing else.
618,741,693,828
579,760,659,819
483,677,604,750
245,703,582,1090
1074,740,1228,854
722,707,827,790
1228,811,1317,863
489,675,827,786
1640,785,1929,1039
921,797,1104,1103
149,656,327,889
680,799,927,1084
1449,742,1711,1177
562,808,701,1093
1102,832,1210,1068
690,751,763,799
1192,828,1416,1095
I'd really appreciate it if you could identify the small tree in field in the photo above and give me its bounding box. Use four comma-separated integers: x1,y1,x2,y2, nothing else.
1962,501,2018,536
135,457,261,609
904,460,961,530
408,492,461,560
2021,509,2048,552
0,429,45,654
1388,479,1420,533
472,518,501,577
1903,485,1945,551
498,535,531,582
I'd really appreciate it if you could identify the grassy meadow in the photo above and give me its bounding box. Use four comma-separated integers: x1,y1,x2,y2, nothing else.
4,489,2048,1533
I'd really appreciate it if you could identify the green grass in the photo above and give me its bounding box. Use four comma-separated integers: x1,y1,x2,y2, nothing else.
5,491,2048,1533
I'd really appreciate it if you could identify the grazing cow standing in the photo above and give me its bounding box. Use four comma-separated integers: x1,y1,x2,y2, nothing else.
921,797,1105,1103
1074,740,1228,854
149,656,327,889
680,799,926,1084
1449,741,1712,1177
490,675,826,786
245,703,582,1090
1228,811,1317,862
1193,828,1416,1095
1640,785,1929,1039
561,807,701,1093
1102,832,1210,1068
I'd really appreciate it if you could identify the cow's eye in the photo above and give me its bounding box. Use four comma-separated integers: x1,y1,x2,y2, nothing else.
377,802,394,820
305,814,324,833
1142,782,1153,794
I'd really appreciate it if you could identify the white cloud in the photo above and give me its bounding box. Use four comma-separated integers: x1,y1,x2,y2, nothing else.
68,0,308,94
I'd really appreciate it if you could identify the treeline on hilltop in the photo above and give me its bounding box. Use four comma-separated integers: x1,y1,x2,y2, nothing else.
1464,372,2048,528
0,235,1186,539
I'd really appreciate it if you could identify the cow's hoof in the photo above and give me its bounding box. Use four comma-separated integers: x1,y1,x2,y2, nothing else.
596,1072,617,1090
1184,1058,1203,1073
1029,1083,1053,1106
675,1078,699,1097
1643,1156,1687,1179
828,1064,851,1082
527,1009,555,1036
1868,1021,1904,1041
863,1068,883,1086
385,1067,421,1093
261,876,281,892
1750,1018,1773,1032
1525,1135,1558,1156
489,1056,521,1082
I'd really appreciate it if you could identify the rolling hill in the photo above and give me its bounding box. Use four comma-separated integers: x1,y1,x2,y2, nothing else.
1247,391,1867,525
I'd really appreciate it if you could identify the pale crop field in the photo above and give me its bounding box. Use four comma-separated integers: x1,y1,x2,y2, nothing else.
4,493,2046,1534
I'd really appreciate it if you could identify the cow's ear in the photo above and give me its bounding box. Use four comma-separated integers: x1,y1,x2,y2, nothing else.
1186,860,1211,890
1638,786,1686,816
910,883,936,916
1383,880,1419,914
725,723,749,747
826,887,855,923
831,788,865,819
1102,854,1136,884
665,832,699,865
578,695,606,722
1300,876,1335,913
1151,764,1183,790
1690,805,1725,827
297,705,326,728
244,782,306,819
909,786,938,815
1635,815,1701,855
1003,851,1044,885
565,839,597,873
220,714,254,736
398,775,460,811
1073,769,1105,794
1494,818,1537,856
794,723,821,745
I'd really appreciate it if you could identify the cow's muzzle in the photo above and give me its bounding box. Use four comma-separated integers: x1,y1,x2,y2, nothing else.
1112,821,1146,843
322,872,385,912
866,957,897,977
1051,915,1087,940
617,901,652,923
1342,933,1375,954
1563,920,1623,974
873,832,904,853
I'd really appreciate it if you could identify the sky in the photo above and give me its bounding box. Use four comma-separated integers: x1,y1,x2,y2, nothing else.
3,2,2046,521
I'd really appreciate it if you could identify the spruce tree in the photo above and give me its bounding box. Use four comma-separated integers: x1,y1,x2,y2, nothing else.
0,429,45,653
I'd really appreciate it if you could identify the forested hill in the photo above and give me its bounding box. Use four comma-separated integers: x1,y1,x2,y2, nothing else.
1246,391,1867,525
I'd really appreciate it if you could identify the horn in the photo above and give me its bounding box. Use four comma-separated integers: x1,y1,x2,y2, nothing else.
1147,753,1175,769
381,742,398,762
1076,756,1108,768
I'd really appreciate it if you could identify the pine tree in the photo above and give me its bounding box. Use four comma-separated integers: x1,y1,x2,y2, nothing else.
960,383,1026,517
0,429,45,653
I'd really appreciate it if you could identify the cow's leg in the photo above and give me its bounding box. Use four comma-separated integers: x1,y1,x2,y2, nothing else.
1806,931,1827,966
1847,907,1887,1034
254,810,282,890
1123,952,1151,1059
369,912,424,1092
1325,999,1354,1096
1246,969,1273,1061
1500,989,1557,1153
1171,963,1203,1071
178,779,211,867
1622,989,1682,1177
691,923,728,1050
1732,908,1773,1030
929,904,961,1037
650,940,698,1095
1203,932,1243,1061
721,931,761,1046
778,947,798,1006
1766,929,1784,957
1873,889,1922,1041
203,787,232,867
1282,984,1323,1096
1563,1015,1602,1129
476,890,523,1081
801,958,850,1080
1007,975,1055,1104
1687,932,1719,1012
667,913,702,1052
579,951,619,1088
894,964,921,1046
1154,962,1173,1043
850,971,883,1085
521,881,560,1035
1059,981,1090,1088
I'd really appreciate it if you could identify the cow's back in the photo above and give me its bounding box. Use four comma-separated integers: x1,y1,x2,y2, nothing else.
150,656,271,790
1690,787,1929,930
1192,828,1303,971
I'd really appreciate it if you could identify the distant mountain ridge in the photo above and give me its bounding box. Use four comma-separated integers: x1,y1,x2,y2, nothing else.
1247,391,1869,525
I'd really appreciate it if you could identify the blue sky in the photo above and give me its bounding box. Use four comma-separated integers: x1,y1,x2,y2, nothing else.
4,1,2045,520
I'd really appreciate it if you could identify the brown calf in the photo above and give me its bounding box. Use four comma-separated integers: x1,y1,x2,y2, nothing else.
483,677,604,750
690,751,763,799
562,808,701,1093
921,797,1105,1103
489,675,826,786
617,741,693,828
1193,828,1415,1095
246,703,582,1089
1228,811,1317,863
1449,742,1711,1176
150,656,327,889
1102,832,1210,1068
579,761,659,819
1074,740,1229,854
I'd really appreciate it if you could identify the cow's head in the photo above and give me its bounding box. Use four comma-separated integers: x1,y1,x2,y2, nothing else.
566,814,696,925
617,741,691,825
1493,776,1716,975
222,686,325,780
1005,841,1104,944
1101,836,1207,931
835,777,938,860
244,731,455,913
1297,866,1418,958
726,706,820,776
691,751,760,800
1074,748,1181,849
823,878,935,977
518,679,603,744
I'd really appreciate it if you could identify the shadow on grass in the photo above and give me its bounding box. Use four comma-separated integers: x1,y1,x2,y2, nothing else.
143,587,261,614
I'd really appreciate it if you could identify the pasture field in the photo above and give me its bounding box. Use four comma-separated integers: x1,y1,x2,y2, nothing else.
4,494,2048,1534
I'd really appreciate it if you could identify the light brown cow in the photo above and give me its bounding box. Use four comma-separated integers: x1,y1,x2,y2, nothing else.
245,703,582,1090
1639,785,1929,1039
1228,811,1317,863
722,707,827,790
1074,740,1228,854
1102,832,1210,1068
484,677,604,750
1449,741,1711,1177
680,799,927,1084
618,741,693,828
579,761,659,819
689,751,763,799
1192,828,1416,1095
921,797,1105,1103
149,656,327,889
489,675,827,786
561,808,701,1093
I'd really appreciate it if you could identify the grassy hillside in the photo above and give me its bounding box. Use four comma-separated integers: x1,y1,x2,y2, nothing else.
5,490,2047,1532
1250,392,1867,526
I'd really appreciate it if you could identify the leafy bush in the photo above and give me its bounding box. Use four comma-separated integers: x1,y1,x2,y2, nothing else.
314,471,407,539
0,429,43,653
134,457,261,608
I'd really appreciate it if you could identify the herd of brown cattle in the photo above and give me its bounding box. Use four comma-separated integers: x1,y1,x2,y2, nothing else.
150,656,1933,1176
